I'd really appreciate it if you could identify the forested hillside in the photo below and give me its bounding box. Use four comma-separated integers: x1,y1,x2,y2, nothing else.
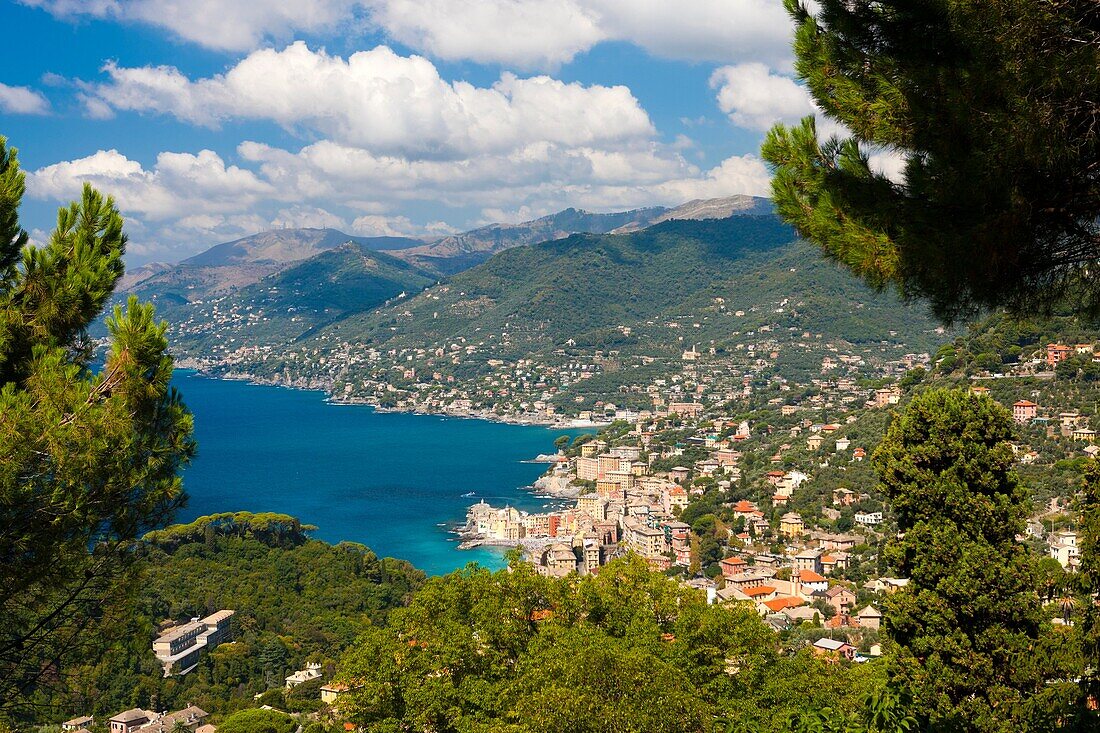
195,215,949,416
166,242,437,354
311,216,943,356
334,555,884,733
33,513,423,722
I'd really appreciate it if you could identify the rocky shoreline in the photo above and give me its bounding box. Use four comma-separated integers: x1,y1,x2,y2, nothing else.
532,474,581,498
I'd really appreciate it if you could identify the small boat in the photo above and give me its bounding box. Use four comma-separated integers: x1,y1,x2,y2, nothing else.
461,491,476,498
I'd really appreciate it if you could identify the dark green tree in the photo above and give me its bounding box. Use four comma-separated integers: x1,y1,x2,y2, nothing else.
873,389,1045,731
761,1,1099,322
217,709,297,733
260,638,290,688
1077,459,1100,703
0,135,194,716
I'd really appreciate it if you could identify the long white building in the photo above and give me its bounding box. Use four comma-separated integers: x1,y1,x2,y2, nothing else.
152,609,234,676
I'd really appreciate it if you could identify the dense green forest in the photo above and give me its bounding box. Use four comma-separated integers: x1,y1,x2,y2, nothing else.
32,513,423,723
334,555,884,733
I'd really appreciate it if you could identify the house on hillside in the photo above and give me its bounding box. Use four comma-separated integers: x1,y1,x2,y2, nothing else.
854,511,883,527
1073,428,1096,443
793,549,822,574
152,610,234,677
110,710,155,733
321,683,353,705
286,662,323,689
873,386,901,407
856,606,883,630
780,512,805,538
812,637,855,660
138,707,209,733
1047,343,1073,367
719,556,748,579
820,552,848,574
796,569,829,595
1050,531,1080,569
668,466,690,483
1013,400,1038,424
824,586,856,615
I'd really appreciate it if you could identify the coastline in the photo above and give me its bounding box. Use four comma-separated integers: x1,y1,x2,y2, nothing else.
173,358,596,566
168,365,586,575
175,359,610,430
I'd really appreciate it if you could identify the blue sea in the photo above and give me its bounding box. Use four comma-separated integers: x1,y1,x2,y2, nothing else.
171,370,586,575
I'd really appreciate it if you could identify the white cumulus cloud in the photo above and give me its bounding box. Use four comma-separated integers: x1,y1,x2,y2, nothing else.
366,0,605,69
86,43,655,158
369,1,794,69
710,62,849,139
710,63,815,131
27,148,273,221
20,0,361,52
26,0,794,68
0,82,51,114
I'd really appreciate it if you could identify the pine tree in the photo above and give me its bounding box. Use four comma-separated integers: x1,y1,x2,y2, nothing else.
260,638,289,688
0,136,194,716
873,389,1043,731
761,0,1099,322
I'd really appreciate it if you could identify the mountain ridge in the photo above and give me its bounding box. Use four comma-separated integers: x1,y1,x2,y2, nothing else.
388,205,672,275
182,228,422,268
178,213,948,418
611,195,773,233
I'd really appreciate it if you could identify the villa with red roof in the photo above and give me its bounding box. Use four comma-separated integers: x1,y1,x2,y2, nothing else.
1013,400,1038,424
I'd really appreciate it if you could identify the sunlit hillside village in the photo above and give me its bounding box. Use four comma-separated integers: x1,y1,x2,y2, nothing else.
459,338,1095,659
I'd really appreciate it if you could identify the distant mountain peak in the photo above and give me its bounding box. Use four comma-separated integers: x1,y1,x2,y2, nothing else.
611,195,773,234
390,205,671,275
181,228,423,268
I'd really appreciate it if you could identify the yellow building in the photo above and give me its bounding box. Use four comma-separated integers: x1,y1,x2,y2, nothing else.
780,512,805,538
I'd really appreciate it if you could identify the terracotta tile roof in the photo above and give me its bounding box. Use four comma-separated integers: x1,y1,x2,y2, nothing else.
742,585,777,598
762,596,805,612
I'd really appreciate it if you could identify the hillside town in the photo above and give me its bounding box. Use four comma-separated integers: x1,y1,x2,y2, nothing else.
172,277,949,427
456,335,1099,649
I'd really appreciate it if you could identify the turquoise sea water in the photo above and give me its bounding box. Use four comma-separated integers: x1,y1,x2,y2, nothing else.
171,370,585,575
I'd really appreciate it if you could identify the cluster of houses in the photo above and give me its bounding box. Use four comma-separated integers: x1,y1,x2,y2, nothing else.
464,441,695,574
704,542,884,633
462,401,902,653
182,271,935,429
1044,342,1100,368
63,705,214,733
1013,401,1096,442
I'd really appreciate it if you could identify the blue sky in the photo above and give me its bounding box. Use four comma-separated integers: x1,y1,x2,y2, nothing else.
0,1,827,265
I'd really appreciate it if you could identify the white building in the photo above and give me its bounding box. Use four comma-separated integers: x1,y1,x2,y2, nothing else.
854,511,883,527
285,662,323,688
1049,531,1080,570
152,610,234,676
